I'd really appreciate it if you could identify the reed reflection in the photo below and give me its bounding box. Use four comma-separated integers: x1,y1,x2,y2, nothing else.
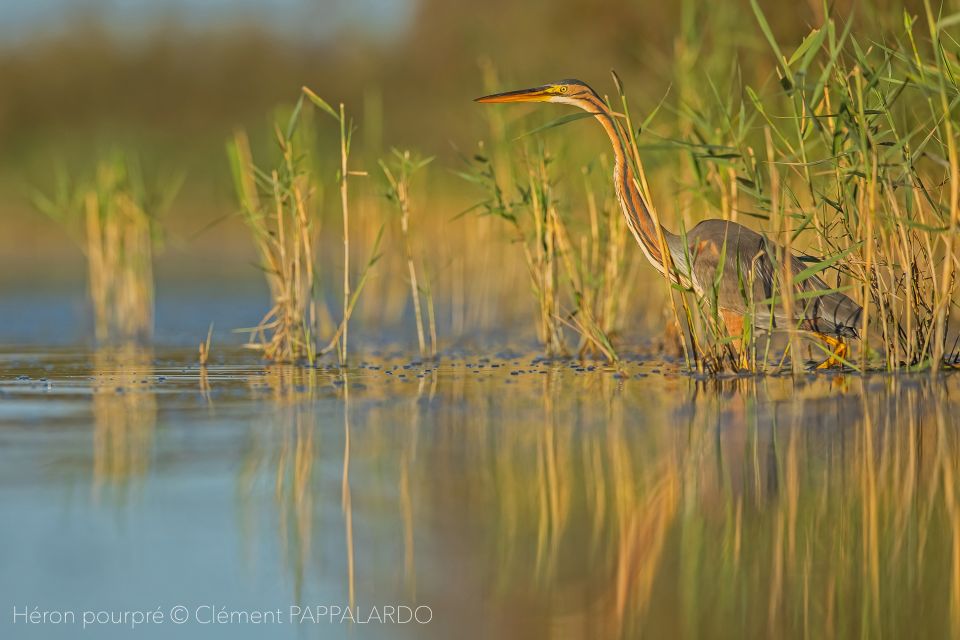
230,361,960,639
399,368,960,639
239,364,327,602
90,346,156,503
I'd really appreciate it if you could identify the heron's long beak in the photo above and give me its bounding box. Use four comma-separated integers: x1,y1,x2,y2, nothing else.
474,85,552,103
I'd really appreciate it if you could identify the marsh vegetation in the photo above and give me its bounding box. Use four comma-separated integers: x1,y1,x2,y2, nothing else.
29,2,956,374
5,2,960,640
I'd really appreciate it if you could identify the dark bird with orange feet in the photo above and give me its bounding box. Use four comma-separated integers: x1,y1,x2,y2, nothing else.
475,79,862,369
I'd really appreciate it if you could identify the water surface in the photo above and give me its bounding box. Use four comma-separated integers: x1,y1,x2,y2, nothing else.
2,348,959,639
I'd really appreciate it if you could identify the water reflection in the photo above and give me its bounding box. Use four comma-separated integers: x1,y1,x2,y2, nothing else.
239,365,327,602
90,346,156,502
25,351,959,638
245,365,960,639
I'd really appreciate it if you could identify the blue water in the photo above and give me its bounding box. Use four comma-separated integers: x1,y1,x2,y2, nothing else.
0,287,266,347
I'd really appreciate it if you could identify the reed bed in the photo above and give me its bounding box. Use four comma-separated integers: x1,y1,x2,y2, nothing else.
225,87,542,361
462,2,960,372
27,5,960,376
639,2,960,372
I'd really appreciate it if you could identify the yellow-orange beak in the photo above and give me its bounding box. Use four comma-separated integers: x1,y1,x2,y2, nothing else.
474,85,552,104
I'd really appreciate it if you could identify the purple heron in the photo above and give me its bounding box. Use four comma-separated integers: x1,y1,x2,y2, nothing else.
476,79,862,369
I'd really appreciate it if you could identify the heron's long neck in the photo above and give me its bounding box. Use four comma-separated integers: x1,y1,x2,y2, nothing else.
581,95,676,274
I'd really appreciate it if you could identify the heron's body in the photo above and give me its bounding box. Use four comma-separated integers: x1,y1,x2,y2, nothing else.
670,220,861,337
476,78,862,367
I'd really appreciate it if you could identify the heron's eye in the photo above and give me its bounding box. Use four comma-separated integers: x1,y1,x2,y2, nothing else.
558,86,568,93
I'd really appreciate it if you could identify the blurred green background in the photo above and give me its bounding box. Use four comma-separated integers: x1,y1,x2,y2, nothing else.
0,0,922,331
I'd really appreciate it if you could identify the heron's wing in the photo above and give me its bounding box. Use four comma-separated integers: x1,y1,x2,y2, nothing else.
686,220,861,336
748,239,862,335
686,222,773,318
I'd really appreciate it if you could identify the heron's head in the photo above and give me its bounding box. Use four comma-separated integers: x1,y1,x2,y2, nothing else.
474,79,598,106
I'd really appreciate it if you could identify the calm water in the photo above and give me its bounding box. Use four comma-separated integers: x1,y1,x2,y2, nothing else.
2,347,959,639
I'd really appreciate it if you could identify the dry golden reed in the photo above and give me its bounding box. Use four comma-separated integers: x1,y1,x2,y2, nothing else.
228,89,382,366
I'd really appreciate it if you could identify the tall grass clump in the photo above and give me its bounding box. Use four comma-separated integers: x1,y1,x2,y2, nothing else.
619,2,960,373
228,89,381,366
228,104,320,364
33,154,176,343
